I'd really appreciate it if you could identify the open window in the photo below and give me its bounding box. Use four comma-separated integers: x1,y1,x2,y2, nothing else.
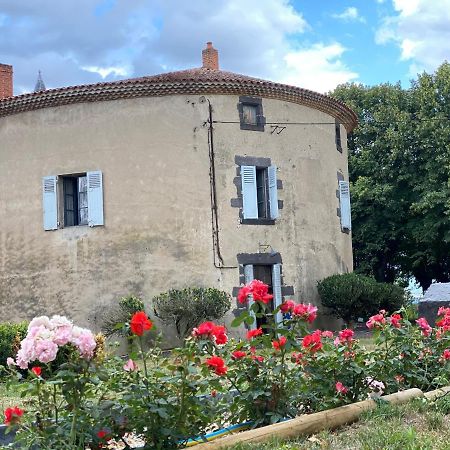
42,170,104,230
241,165,278,223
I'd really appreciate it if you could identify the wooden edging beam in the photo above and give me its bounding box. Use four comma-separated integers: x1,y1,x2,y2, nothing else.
424,386,450,401
193,388,424,449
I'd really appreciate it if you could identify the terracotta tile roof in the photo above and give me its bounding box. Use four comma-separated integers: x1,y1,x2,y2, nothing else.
0,68,357,131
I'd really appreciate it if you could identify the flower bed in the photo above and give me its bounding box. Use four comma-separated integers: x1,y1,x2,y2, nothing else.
3,281,450,449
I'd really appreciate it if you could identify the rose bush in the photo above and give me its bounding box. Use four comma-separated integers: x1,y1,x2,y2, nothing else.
5,281,450,449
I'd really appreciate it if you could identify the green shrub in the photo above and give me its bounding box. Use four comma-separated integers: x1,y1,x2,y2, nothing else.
367,282,405,316
317,273,405,324
101,294,145,338
0,322,27,366
153,287,231,339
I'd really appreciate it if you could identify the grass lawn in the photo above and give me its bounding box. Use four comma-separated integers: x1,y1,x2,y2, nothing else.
230,396,450,449
0,382,23,412
357,336,376,351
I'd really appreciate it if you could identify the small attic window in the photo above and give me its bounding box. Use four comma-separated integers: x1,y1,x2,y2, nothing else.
242,104,258,125
238,96,265,132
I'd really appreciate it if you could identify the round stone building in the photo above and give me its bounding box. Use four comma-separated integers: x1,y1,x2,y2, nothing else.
0,43,357,341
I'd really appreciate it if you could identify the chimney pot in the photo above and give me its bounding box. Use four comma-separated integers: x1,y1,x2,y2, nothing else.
0,63,13,99
202,42,219,70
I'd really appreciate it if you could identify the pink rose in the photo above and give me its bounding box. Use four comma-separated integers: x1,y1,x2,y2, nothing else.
6,357,15,367
71,328,96,359
35,339,58,364
123,359,138,372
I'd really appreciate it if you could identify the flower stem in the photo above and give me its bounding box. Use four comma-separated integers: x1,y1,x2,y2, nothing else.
139,335,149,378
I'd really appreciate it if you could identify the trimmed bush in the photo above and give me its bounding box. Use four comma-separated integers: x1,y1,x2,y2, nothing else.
0,322,27,366
153,287,231,339
101,294,145,338
317,273,405,324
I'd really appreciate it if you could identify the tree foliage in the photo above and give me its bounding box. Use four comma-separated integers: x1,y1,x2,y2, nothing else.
332,62,450,290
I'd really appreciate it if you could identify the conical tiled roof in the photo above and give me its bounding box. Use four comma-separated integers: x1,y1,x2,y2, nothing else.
0,67,357,131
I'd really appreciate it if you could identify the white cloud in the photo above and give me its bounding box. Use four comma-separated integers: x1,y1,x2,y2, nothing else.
392,0,420,16
281,43,358,92
332,7,366,23
82,65,130,79
0,0,358,93
376,0,450,74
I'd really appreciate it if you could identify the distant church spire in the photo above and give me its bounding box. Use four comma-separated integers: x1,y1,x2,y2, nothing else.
34,70,46,92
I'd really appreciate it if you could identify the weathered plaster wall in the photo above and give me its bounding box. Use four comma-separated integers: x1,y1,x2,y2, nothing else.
209,95,352,329
0,93,351,337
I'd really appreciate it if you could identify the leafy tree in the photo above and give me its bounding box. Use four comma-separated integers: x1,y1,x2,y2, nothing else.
332,62,450,290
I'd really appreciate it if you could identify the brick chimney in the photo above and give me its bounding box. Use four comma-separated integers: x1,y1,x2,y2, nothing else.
0,64,13,99
202,42,219,70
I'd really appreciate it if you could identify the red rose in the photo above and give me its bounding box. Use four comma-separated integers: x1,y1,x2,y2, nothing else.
338,329,354,343
130,311,153,336
4,406,24,426
192,322,228,345
31,366,42,377
390,314,402,329
194,321,215,336
293,303,318,323
232,350,247,359
249,280,273,304
272,336,287,351
366,311,386,329
97,429,108,439
237,280,273,304
237,285,252,304
280,300,295,313
335,382,348,394
302,330,322,353
322,330,334,339
416,317,432,337
246,328,263,340
205,356,228,376
211,325,228,345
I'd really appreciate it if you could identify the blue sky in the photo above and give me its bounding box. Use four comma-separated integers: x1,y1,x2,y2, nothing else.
0,0,449,94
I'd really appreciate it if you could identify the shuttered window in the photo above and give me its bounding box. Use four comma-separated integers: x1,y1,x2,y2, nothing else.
335,119,342,152
87,171,104,227
241,165,278,220
43,176,58,231
42,170,104,230
272,263,283,324
244,264,256,330
339,180,351,231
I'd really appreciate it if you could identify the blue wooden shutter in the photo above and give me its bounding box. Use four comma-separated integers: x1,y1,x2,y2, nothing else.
241,165,258,219
339,181,351,231
272,263,283,324
244,264,256,329
87,171,104,227
43,176,58,230
268,165,278,219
